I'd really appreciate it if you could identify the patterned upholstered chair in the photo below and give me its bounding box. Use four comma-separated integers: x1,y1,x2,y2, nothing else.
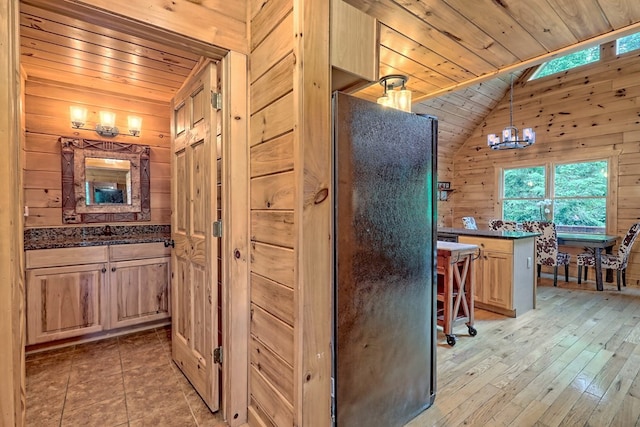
577,223,640,291
488,219,519,231
462,217,478,230
521,221,571,287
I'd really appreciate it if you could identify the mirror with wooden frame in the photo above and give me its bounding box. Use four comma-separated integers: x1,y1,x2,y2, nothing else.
60,137,151,223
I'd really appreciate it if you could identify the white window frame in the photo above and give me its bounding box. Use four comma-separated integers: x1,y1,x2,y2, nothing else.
497,154,618,234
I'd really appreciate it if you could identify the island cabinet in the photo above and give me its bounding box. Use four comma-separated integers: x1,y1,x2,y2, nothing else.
25,242,170,345
458,235,535,317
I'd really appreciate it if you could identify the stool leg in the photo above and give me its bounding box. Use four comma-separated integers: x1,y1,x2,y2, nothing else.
553,267,558,287
565,264,569,282
578,265,582,284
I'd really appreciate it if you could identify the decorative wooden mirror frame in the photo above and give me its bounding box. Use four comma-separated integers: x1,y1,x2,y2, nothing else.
60,137,151,223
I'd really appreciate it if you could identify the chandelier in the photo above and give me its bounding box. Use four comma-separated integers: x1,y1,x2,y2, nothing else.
487,74,535,150
377,74,412,112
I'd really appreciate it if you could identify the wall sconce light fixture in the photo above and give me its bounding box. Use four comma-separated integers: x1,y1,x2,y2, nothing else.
70,106,142,137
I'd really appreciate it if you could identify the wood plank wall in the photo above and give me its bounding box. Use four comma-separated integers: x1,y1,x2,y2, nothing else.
23,80,171,227
0,1,26,425
437,156,455,228
248,0,296,425
451,43,640,285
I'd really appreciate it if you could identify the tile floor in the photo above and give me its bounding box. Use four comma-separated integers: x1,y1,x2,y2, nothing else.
26,327,225,427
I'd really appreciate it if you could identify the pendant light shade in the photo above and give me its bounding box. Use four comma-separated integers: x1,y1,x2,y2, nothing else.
377,75,412,112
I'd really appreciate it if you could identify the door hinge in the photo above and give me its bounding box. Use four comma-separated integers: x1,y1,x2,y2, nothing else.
213,220,223,237
211,91,222,110
213,347,223,364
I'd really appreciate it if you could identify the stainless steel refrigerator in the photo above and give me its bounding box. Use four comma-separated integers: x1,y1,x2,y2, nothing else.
332,92,437,427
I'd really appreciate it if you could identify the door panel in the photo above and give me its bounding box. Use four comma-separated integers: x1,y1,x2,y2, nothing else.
171,61,219,411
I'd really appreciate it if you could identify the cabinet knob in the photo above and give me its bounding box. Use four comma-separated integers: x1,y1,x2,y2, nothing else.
111,267,116,272
101,267,107,273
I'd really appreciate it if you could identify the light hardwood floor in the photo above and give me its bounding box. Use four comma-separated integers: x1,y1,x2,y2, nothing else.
26,277,640,426
410,277,640,427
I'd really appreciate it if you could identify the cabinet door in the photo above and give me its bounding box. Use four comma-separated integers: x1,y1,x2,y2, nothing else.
27,264,107,345
109,257,170,329
472,250,484,303
483,250,513,309
458,236,485,303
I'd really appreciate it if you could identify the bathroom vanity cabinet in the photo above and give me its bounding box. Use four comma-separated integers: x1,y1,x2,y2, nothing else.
25,242,170,345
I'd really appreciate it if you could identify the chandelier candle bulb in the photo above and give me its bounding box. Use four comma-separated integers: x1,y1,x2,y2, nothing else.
487,74,536,150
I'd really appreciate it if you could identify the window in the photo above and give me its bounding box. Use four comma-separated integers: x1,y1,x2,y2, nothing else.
617,32,640,55
501,160,608,232
530,46,600,80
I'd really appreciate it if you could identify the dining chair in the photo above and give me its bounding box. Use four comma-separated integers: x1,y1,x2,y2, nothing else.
488,219,519,231
521,221,571,287
462,217,478,230
577,223,640,291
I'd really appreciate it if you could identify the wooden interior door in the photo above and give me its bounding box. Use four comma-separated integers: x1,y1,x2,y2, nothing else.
170,61,220,411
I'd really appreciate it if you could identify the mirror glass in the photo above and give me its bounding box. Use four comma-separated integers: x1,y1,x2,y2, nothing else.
84,158,132,205
60,137,151,223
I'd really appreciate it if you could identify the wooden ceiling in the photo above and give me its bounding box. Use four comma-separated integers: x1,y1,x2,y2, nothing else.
18,0,640,154
348,0,640,154
19,3,202,103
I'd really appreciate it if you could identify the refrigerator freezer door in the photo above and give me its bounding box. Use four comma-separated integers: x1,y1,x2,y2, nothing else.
333,92,437,426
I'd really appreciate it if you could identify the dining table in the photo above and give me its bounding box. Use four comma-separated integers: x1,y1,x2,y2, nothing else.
556,232,619,291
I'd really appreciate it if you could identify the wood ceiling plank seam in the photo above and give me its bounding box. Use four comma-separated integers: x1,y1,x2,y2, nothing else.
20,0,231,58
19,29,194,77
428,113,478,129
489,0,579,52
376,60,455,95
595,0,640,29
414,103,487,124
19,3,211,61
456,86,502,107
391,0,522,67
19,53,181,92
19,21,197,74
24,71,174,103
19,13,200,69
343,0,498,77
435,91,495,113
442,0,548,60
416,98,491,116
545,0,613,40
415,94,491,118
378,45,457,88
379,25,477,83
26,0,248,55
20,47,186,88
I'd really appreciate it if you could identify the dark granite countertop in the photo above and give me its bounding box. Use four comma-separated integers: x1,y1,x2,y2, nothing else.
24,225,170,250
438,227,539,240
24,234,170,250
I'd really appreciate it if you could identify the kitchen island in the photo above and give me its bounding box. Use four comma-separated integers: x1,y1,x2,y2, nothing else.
438,227,538,317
